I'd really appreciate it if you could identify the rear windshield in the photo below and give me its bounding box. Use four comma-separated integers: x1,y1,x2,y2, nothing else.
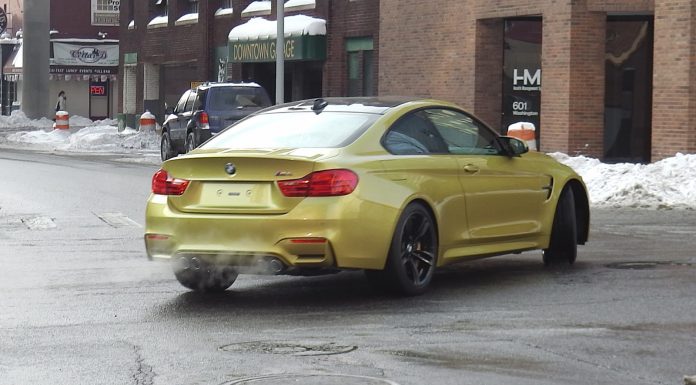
207,87,271,111
201,111,379,149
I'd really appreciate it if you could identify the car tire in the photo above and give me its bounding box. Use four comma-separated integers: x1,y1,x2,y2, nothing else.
365,202,438,296
161,131,176,161
543,187,577,266
185,131,197,153
173,257,238,292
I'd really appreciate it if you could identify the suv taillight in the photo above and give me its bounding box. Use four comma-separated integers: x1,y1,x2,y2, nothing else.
152,169,190,195
199,111,209,125
278,169,358,197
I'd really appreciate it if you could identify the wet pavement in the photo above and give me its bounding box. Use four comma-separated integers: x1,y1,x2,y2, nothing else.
0,148,695,385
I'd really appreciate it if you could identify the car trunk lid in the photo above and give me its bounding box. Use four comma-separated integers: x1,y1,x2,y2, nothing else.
163,149,333,214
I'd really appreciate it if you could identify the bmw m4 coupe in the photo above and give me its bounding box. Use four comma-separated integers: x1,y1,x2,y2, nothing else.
145,97,589,295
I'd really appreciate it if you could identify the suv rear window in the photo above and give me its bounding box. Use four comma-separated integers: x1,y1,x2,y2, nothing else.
202,111,379,149
208,87,271,111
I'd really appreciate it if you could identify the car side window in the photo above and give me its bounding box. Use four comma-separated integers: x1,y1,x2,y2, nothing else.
383,111,449,155
193,90,206,111
184,91,197,113
423,109,502,156
174,90,190,114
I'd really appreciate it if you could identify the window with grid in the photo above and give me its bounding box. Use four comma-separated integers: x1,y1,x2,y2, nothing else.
96,0,120,11
189,0,198,13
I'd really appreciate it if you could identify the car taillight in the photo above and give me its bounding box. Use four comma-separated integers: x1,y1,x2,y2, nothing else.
278,169,358,197
199,111,209,125
152,169,190,195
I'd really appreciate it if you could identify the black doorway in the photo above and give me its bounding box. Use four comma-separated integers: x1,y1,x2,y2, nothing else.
604,17,654,163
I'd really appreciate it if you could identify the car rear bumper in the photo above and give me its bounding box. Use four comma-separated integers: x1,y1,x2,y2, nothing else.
144,194,397,271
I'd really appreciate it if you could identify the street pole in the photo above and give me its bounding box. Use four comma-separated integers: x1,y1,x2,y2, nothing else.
22,0,50,119
275,0,284,104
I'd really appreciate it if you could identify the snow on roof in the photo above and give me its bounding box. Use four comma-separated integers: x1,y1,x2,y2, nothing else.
50,38,120,43
215,7,234,17
241,1,271,17
148,15,168,28
175,13,198,25
228,15,326,41
285,0,316,11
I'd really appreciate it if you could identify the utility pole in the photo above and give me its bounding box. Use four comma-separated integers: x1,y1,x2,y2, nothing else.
22,0,50,119
275,0,284,104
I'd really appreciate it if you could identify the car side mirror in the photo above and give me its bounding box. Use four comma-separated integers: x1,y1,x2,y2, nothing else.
499,136,529,157
164,103,174,115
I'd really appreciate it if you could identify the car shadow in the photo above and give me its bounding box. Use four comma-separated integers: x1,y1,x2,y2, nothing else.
153,254,595,319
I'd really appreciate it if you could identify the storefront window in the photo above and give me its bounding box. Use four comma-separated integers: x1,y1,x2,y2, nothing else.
346,37,374,97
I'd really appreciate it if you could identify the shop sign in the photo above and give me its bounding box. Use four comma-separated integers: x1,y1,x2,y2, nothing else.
229,35,326,63
53,43,119,67
50,66,117,75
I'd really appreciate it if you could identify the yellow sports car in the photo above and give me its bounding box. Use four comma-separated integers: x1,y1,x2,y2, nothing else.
145,97,589,295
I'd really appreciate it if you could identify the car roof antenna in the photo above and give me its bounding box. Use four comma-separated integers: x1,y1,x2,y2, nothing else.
312,98,329,113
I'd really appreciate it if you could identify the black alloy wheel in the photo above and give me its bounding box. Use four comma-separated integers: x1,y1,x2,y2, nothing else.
543,187,578,266
366,203,438,296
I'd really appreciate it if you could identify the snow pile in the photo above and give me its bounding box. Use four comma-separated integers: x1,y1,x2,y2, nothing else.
0,110,54,128
69,115,118,127
551,152,696,210
7,125,159,153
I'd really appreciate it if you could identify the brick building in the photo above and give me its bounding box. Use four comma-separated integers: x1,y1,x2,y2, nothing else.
118,0,378,127
2,0,120,119
380,0,695,162
119,0,694,162
47,0,120,120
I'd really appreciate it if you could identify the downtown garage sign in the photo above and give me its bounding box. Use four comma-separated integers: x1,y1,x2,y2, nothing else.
228,35,326,63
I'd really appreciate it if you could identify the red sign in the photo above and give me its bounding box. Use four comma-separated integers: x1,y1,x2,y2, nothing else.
90,85,106,96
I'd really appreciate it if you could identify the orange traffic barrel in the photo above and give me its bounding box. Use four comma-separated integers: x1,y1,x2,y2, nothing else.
139,111,156,132
507,122,537,151
55,111,69,130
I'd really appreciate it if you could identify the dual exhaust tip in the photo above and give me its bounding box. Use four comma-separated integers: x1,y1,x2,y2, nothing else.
177,255,286,275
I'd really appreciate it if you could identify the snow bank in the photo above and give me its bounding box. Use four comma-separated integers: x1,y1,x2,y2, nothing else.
550,152,696,210
0,110,54,128
6,125,159,153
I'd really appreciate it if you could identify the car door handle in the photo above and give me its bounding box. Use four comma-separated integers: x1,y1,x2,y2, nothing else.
462,164,479,173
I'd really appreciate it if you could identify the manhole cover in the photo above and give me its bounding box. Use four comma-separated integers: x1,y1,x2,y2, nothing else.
222,374,400,385
219,341,357,356
605,261,693,270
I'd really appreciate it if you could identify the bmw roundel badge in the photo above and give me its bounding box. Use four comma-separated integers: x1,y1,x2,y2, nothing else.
224,163,237,175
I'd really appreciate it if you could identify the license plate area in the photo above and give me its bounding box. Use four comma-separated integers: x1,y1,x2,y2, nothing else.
199,182,272,208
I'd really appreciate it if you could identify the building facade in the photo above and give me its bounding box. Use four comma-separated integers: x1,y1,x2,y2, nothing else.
2,0,120,119
119,0,694,162
380,0,695,162
118,0,379,128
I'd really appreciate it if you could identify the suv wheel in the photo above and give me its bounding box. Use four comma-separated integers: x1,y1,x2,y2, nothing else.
185,131,197,153
160,131,175,161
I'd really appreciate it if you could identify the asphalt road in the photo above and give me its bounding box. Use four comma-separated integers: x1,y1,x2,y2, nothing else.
0,148,694,385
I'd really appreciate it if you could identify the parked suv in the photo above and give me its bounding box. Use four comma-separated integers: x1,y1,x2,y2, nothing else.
160,82,272,160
